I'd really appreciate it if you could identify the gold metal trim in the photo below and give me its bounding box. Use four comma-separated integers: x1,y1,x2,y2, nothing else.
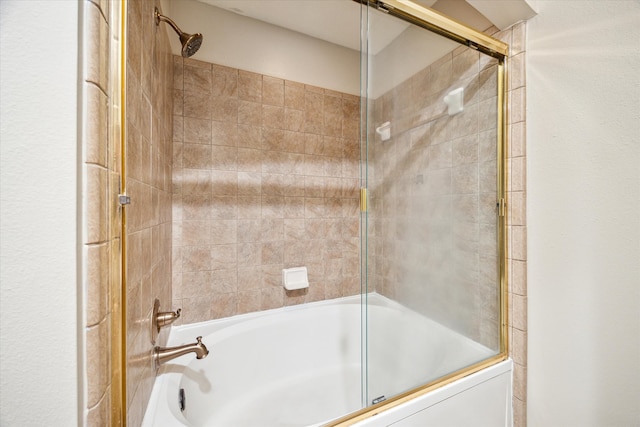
120,30,128,427
360,188,368,212
113,0,128,424
497,59,509,356
104,1,510,424
325,354,508,427
353,0,508,59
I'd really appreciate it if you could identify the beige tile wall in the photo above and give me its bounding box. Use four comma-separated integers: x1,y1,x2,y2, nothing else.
82,0,117,424
172,59,362,323
124,0,174,425
83,0,173,424
502,21,528,427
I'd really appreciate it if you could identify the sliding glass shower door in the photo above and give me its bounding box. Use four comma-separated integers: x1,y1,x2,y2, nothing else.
358,0,508,411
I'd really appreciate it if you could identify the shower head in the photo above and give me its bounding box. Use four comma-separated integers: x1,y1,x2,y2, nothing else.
179,32,203,58
154,7,203,58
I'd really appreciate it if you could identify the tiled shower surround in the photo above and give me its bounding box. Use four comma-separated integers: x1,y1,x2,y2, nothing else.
504,23,528,427
82,2,528,425
83,0,119,424
172,59,362,323
124,0,174,425
81,0,174,425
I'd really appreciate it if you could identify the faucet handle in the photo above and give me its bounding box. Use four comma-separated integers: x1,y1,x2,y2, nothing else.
151,299,182,344
157,307,181,328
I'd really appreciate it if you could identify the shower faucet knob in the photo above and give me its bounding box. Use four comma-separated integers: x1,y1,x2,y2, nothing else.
151,298,181,344
157,307,181,328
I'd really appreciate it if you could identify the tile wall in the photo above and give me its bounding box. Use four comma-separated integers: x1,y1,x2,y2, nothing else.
503,22,528,427
171,59,362,323
124,0,174,425
82,0,118,424
83,0,173,424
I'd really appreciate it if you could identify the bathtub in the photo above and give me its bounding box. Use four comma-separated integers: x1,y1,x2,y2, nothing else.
142,294,512,427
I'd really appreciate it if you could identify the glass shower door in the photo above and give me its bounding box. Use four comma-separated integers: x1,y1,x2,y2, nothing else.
359,0,507,408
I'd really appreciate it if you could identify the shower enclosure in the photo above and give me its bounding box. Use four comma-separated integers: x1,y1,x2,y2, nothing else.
116,0,509,424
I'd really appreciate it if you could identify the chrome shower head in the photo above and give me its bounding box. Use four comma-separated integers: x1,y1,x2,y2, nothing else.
155,7,203,58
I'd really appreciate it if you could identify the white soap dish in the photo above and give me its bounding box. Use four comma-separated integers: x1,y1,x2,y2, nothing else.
282,267,309,290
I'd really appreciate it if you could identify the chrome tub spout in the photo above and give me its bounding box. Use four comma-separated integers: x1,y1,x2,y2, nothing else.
154,336,209,369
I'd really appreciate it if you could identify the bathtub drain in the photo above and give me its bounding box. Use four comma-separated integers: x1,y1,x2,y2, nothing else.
179,388,186,412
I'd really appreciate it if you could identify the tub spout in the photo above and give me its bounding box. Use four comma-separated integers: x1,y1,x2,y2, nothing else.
154,336,209,369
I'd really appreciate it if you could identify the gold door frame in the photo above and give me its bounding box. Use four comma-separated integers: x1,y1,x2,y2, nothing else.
329,1,510,425
110,0,508,425
111,0,127,424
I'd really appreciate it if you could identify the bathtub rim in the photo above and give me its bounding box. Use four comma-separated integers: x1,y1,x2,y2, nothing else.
168,292,366,342
324,352,510,427
347,358,513,427
143,293,507,427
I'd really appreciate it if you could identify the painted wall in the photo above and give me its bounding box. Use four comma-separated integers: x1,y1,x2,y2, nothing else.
159,0,486,100
527,1,640,426
0,0,80,424
161,0,360,95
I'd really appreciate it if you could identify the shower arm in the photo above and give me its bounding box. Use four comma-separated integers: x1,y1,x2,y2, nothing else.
155,8,184,35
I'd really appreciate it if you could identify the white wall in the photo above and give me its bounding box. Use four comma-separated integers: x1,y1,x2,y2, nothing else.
162,0,360,95
370,24,457,98
0,1,80,425
527,1,640,426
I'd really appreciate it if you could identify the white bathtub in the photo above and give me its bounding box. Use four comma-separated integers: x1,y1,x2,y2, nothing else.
142,294,512,427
